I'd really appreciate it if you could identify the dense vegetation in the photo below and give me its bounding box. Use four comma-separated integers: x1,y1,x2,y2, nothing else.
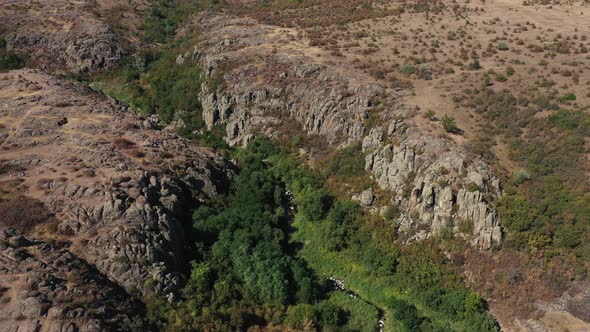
145,139,498,331
92,0,227,150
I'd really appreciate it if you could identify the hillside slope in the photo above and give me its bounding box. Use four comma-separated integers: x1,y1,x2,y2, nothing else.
0,69,229,330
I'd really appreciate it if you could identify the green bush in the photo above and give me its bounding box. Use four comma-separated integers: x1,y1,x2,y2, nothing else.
285,304,317,329
425,110,436,121
297,187,333,221
559,93,576,102
316,301,343,327
513,169,531,185
442,114,460,133
496,42,509,51
390,299,424,331
497,195,536,233
400,64,416,75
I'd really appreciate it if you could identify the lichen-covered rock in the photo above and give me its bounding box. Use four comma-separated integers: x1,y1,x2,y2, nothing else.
0,228,141,331
360,188,375,206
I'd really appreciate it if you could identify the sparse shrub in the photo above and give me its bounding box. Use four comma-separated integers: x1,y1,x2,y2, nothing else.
0,38,24,70
467,183,481,192
437,178,449,187
496,42,509,51
495,74,508,82
419,64,432,80
513,169,531,184
468,59,481,70
400,64,416,75
0,197,53,233
442,115,460,133
458,219,474,235
160,151,174,159
324,143,365,179
382,205,400,221
129,149,146,158
113,137,136,149
82,169,96,177
425,110,436,121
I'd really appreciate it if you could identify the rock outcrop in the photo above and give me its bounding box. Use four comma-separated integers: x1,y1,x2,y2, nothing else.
0,0,124,72
363,122,502,249
181,12,380,147
181,12,502,249
0,69,230,329
0,228,143,331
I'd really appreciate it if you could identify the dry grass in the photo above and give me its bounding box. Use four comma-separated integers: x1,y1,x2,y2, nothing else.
112,137,136,149
0,196,53,233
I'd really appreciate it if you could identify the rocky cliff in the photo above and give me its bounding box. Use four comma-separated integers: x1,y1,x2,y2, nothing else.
180,12,502,249
363,121,502,249
181,12,378,147
0,69,230,330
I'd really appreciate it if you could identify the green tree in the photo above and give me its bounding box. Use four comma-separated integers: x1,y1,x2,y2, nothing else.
391,299,424,331
285,304,317,330
297,187,332,222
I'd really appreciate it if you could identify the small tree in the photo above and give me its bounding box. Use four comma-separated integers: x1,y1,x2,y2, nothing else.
442,115,459,133
285,304,317,330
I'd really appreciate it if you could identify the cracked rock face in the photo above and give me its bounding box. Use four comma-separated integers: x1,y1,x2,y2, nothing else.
0,228,143,331
182,12,502,249
364,124,502,249
181,12,382,147
0,69,230,330
0,0,124,73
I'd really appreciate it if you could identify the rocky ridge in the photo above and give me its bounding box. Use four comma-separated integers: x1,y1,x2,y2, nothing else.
0,0,124,73
0,228,143,331
0,69,229,330
181,12,502,249
181,12,378,147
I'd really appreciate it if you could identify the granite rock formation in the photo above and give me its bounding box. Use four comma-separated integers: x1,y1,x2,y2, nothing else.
0,69,230,330
0,0,125,73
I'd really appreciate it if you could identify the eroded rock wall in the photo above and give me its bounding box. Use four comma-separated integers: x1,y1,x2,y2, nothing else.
363,122,502,249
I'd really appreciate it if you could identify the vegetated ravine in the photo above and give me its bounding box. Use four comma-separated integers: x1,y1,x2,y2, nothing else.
8,0,590,330
137,138,498,331
82,1,500,331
